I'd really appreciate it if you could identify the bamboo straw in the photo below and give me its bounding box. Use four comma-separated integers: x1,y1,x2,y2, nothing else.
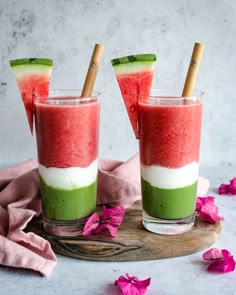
182,43,205,97
81,43,105,97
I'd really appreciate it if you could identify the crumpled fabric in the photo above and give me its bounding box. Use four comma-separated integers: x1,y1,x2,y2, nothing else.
0,159,56,277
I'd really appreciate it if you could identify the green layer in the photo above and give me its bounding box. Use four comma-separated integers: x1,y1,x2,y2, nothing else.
10,58,53,77
10,58,53,67
141,178,197,219
111,54,156,66
111,54,156,75
40,178,97,221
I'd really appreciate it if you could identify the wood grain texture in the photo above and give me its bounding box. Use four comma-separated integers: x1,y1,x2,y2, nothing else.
26,201,222,261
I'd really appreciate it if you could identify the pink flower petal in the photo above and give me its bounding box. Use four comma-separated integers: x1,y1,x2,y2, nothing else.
114,273,151,295
196,196,223,223
82,212,100,237
205,249,236,273
229,178,236,194
218,184,229,195
199,203,224,224
196,196,215,211
101,205,126,227
203,248,224,261
230,178,236,185
218,178,236,195
82,205,125,237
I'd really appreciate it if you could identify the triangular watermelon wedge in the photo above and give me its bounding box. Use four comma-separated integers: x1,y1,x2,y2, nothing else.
111,54,156,139
10,58,53,134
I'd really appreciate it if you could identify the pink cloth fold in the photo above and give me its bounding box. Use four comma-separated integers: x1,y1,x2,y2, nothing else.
0,159,56,277
0,155,210,277
98,154,141,208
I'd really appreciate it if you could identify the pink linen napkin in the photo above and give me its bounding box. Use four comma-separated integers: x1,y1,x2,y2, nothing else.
0,159,56,277
0,155,209,276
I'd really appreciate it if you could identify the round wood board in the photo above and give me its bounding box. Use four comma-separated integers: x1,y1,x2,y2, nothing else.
26,201,222,261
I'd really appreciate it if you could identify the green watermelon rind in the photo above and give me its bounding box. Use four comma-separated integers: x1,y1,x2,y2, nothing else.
10,58,53,77
111,54,156,66
111,54,156,75
10,58,53,67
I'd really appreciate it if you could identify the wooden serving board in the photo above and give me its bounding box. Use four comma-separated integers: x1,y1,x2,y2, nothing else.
26,201,222,261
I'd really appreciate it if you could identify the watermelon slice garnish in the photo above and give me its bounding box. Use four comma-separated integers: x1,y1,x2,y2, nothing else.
10,58,53,134
111,54,156,139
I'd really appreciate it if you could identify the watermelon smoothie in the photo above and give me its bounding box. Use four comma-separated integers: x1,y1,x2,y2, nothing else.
34,90,100,236
138,89,203,234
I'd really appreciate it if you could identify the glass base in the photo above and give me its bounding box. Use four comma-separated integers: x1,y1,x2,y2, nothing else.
142,211,195,235
43,216,89,237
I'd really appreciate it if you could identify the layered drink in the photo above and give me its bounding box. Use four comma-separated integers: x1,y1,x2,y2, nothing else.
138,89,203,234
34,90,100,236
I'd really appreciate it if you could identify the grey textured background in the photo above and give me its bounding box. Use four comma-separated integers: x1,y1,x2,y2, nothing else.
0,0,235,169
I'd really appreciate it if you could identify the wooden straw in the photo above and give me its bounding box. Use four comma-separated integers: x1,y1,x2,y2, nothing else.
81,43,104,97
182,42,205,97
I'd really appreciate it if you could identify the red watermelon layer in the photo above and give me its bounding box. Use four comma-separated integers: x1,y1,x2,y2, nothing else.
17,75,51,133
138,100,203,168
35,99,100,168
116,70,154,139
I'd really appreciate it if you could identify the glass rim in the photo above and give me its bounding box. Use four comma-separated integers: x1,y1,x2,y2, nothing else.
34,89,101,104
147,88,204,100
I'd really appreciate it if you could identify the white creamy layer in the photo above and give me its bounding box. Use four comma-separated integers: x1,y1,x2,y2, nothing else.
141,162,199,189
38,159,98,189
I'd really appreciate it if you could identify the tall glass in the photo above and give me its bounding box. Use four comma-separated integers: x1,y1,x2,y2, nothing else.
138,89,203,235
34,90,100,237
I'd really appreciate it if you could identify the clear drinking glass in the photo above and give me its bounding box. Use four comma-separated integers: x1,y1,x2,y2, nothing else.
138,89,203,235
34,89,100,237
